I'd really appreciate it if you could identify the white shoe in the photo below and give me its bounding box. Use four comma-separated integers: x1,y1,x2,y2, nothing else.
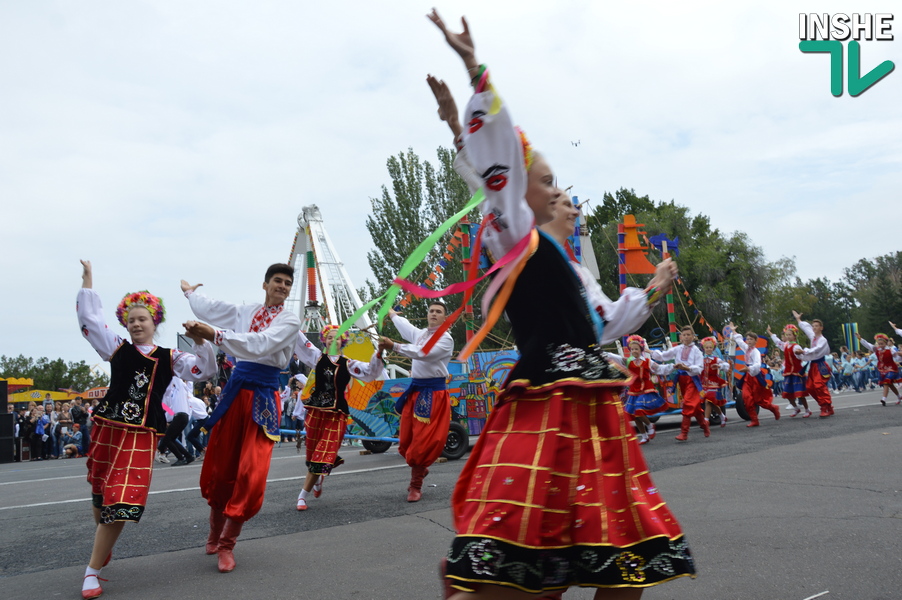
720,414,727,427
637,434,649,445
790,407,801,417
156,453,169,464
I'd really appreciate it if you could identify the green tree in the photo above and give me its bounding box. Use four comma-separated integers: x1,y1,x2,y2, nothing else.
0,354,109,392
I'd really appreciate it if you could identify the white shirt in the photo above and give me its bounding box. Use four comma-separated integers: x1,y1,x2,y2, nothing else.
77,288,215,381
731,333,762,376
187,396,208,420
796,321,830,361
651,344,704,376
186,290,301,368
162,377,192,418
390,314,453,379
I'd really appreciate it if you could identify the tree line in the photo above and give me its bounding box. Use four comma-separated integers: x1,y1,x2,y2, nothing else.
0,355,110,393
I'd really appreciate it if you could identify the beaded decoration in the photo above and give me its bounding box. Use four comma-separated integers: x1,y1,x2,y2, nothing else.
116,291,165,327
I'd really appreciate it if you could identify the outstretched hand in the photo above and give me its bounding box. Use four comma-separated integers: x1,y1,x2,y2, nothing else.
792,310,802,321
890,321,897,331
181,280,203,294
648,258,677,295
766,325,772,335
183,320,215,342
427,9,478,70
426,74,462,137
378,336,395,353
80,260,93,289
855,332,861,339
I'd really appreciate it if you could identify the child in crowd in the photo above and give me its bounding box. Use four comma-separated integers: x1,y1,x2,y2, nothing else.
606,336,673,444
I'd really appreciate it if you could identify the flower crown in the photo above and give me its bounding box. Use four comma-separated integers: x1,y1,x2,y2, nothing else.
626,334,646,349
783,324,799,336
701,336,717,347
515,127,535,172
874,333,890,341
116,291,165,328
320,325,349,349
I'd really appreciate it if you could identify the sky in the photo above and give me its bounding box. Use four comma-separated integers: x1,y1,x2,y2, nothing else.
1,0,900,374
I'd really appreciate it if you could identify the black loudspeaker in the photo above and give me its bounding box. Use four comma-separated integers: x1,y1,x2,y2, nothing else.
0,380,7,412
0,413,13,437
0,412,14,463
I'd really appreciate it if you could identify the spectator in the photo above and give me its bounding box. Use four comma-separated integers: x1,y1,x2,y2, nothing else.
69,397,91,453
62,424,84,457
57,403,74,455
30,407,49,461
185,395,209,460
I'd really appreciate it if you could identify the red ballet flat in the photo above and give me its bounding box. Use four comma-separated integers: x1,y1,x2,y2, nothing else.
82,575,107,599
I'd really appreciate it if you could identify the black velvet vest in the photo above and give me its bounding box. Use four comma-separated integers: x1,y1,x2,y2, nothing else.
503,233,626,389
305,354,351,414
94,343,174,434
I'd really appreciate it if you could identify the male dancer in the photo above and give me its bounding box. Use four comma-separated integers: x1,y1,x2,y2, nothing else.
730,326,780,427
182,264,301,572
651,325,711,441
792,310,835,417
379,302,454,502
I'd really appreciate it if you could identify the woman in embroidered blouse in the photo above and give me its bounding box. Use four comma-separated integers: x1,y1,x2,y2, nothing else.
76,260,216,600
292,325,385,511
427,11,695,598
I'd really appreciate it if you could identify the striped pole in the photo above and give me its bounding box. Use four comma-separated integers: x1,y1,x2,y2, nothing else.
617,223,627,295
306,247,317,303
460,218,474,343
662,241,677,343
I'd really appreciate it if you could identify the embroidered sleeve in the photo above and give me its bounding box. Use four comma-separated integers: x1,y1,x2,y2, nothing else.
187,291,242,330
770,334,786,350
172,341,216,381
76,288,123,361
347,353,385,382
294,331,323,369
217,312,302,361
461,75,533,260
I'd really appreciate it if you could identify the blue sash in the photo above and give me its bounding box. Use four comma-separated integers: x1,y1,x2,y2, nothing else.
810,357,832,379
395,377,447,420
204,361,282,441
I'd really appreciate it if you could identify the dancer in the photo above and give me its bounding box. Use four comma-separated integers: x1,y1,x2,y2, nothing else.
700,337,731,426
380,303,454,502
652,326,711,441
157,377,194,466
293,325,385,510
76,260,215,599
729,325,780,427
767,324,812,417
856,331,901,405
428,11,694,597
181,263,301,573
792,311,835,417
605,336,673,444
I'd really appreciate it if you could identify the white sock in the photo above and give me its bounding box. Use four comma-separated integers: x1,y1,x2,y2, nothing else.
882,396,887,401
298,489,309,501
83,566,102,592
314,475,323,489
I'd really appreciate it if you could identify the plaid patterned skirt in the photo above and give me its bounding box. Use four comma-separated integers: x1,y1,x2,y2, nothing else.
305,408,346,475
86,420,158,524
446,383,695,594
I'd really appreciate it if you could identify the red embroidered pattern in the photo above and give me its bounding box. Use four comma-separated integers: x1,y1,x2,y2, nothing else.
250,304,284,333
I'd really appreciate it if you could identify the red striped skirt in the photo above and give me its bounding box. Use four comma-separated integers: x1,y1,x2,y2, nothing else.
86,420,158,524
305,408,347,475
446,383,695,594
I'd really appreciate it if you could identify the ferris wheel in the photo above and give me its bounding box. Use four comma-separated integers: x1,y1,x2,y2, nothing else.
287,205,374,333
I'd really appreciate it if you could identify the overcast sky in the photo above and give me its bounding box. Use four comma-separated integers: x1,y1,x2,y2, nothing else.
2,0,900,373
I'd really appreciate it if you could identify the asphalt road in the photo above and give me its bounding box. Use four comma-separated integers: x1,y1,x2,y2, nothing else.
2,388,901,599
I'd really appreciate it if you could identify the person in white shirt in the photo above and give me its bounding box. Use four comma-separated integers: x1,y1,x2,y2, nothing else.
652,326,710,441
181,263,301,573
730,325,780,427
792,311,835,417
380,303,454,502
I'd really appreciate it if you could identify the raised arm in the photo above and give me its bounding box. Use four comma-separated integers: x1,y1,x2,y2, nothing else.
184,288,242,330
858,337,874,351
389,311,424,344
77,261,123,361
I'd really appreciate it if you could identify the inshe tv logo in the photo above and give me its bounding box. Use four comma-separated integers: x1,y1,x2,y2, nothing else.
799,13,895,96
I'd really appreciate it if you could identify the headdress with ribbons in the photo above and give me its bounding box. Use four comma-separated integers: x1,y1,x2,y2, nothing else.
116,291,165,327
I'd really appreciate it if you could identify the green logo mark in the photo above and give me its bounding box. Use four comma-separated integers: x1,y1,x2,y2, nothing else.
799,40,895,96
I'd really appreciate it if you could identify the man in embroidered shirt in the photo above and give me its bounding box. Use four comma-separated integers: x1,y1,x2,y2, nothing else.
379,302,455,502
182,263,301,573
792,311,835,417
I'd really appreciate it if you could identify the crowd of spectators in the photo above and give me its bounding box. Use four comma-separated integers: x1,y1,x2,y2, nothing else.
10,395,98,461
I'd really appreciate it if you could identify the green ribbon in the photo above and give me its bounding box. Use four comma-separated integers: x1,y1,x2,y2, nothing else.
335,188,486,341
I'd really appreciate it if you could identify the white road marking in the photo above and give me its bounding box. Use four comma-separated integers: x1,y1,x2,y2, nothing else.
0,463,409,511
801,591,829,600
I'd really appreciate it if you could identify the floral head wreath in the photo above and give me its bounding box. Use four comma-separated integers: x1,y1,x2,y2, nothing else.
320,325,349,349
116,291,165,328
874,333,890,342
783,324,799,336
701,336,717,347
515,127,535,172
626,334,645,350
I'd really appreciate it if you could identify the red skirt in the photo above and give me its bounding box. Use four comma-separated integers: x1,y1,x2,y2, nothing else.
446,383,695,593
305,408,347,475
86,420,157,524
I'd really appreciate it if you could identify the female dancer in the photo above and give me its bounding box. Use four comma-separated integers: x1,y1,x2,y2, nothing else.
606,336,673,444
856,332,902,405
76,260,215,599
292,326,384,510
427,11,695,598
767,324,812,417
701,337,731,426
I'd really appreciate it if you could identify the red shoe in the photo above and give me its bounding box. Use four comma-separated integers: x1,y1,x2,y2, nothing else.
674,432,688,441
296,498,308,511
217,519,243,573
82,575,107,599
802,409,812,418
313,476,324,499
407,487,423,502
720,415,727,427
819,410,832,418
746,422,759,428
773,406,781,420
647,426,656,440
790,407,801,417
701,419,711,438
